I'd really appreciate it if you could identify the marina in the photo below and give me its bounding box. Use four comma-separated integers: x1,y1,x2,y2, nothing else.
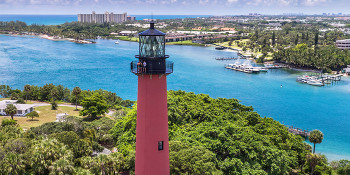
224,61,284,74
296,73,343,87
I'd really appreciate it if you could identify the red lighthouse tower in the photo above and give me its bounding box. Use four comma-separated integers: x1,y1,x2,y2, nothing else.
131,21,173,175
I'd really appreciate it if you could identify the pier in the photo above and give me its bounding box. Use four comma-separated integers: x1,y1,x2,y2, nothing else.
297,73,343,86
288,126,310,138
215,57,238,60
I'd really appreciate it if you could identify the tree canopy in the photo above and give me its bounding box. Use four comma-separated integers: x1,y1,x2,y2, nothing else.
111,90,316,174
79,93,109,118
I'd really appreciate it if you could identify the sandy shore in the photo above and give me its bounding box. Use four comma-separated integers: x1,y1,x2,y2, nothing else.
39,34,94,44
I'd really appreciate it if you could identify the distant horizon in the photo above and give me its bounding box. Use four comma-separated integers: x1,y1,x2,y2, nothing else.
0,0,349,16
0,13,348,16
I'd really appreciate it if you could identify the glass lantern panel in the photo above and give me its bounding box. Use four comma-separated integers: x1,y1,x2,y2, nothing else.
139,35,165,58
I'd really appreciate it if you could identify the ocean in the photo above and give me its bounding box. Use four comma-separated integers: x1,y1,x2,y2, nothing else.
1,34,350,161
0,15,210,25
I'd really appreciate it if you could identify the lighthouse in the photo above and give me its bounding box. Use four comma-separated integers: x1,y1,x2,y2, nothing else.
131,21,173,175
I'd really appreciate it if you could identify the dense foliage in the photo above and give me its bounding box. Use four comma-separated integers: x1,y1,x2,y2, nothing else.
245,24,350,71
330,159,350,174
0,88,336,174
274,44,350,72
0,84,134,110
0,21,144,39
0,117,135,174
111,90,325,174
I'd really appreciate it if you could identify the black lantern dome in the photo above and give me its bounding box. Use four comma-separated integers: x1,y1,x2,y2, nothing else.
131,21,173,75
137,21,169,59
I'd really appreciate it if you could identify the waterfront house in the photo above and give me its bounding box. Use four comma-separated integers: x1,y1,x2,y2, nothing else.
336,39,350,50
0,100,35,117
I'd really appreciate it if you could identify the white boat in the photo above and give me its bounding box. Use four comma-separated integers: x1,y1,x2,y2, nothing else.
307,80,324,86
226,64,236,70
115,40,119,44
252,67,260,73
259,67,268,72
296,75,315,83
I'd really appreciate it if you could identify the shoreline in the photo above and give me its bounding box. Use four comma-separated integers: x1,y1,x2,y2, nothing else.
0,31,95,44
3,33,346,76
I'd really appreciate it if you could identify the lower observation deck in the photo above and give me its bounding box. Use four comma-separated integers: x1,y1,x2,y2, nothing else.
131,60,173,75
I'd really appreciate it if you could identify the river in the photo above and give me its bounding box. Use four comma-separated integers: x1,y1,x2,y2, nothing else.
1,34,350,160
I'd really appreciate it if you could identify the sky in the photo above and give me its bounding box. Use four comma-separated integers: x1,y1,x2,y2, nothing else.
0,0,349,15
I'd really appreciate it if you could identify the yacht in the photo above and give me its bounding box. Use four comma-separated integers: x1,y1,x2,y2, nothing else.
252,67,260,73
115,40,119,44
259,67,268,72
307,80,324,86
215,46,226,50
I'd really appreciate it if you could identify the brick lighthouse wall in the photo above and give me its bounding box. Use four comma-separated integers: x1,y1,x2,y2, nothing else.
135,74,170,175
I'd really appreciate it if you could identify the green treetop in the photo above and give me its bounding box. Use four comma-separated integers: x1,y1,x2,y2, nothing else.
5,104,17,120
309,130,324,154
79,93,108,118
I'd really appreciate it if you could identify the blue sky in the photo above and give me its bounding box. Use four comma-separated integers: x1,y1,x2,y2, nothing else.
0,0,348,15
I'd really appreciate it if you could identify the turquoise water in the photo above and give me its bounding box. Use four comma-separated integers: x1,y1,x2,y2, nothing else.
1,34,350,161
0,15,77,25
0,15,210,25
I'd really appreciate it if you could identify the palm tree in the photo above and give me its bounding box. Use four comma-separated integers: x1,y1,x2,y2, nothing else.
306,153,322,175
309,130,324,153
72,87,81,111
51,87,59,110
5,104,17,120
24,84,31,103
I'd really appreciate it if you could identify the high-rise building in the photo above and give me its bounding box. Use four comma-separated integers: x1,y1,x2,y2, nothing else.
78,11,135,23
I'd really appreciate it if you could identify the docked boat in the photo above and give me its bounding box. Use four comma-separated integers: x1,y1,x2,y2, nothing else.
307,80,324,86
252,67,260,73
259,67,268,72
215,46,226,50
243,68,252,74
296,75,316,83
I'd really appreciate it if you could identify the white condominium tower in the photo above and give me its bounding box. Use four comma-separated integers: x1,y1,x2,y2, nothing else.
78,11,135,23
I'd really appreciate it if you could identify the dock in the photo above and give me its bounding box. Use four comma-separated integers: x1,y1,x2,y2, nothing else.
297,73,343,86
215,57,238,60
288,126,310,138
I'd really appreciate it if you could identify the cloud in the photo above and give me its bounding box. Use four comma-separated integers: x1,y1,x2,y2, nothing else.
302,0,327,6
242,0,327,6
227,0,238,3
199,0,209,5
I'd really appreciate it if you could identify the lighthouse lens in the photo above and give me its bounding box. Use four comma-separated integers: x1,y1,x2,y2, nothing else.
139,35,165,59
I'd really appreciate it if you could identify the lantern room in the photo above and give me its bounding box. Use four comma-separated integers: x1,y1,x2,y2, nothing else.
131,21,173,75
138,21,167,59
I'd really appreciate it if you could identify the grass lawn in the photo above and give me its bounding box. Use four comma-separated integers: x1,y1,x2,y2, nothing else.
0,98,10,101
0,105,81,129
166,40,205,46
117,36,139,42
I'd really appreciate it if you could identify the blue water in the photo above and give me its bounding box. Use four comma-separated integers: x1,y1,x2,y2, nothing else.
1,34,350,161
0,15,77,25
0,15,210,25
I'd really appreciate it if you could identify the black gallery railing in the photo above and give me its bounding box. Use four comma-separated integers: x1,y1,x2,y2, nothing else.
131,60,173,74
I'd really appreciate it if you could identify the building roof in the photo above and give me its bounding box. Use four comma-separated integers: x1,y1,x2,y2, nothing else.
139,22,165,36
0,100,35,110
